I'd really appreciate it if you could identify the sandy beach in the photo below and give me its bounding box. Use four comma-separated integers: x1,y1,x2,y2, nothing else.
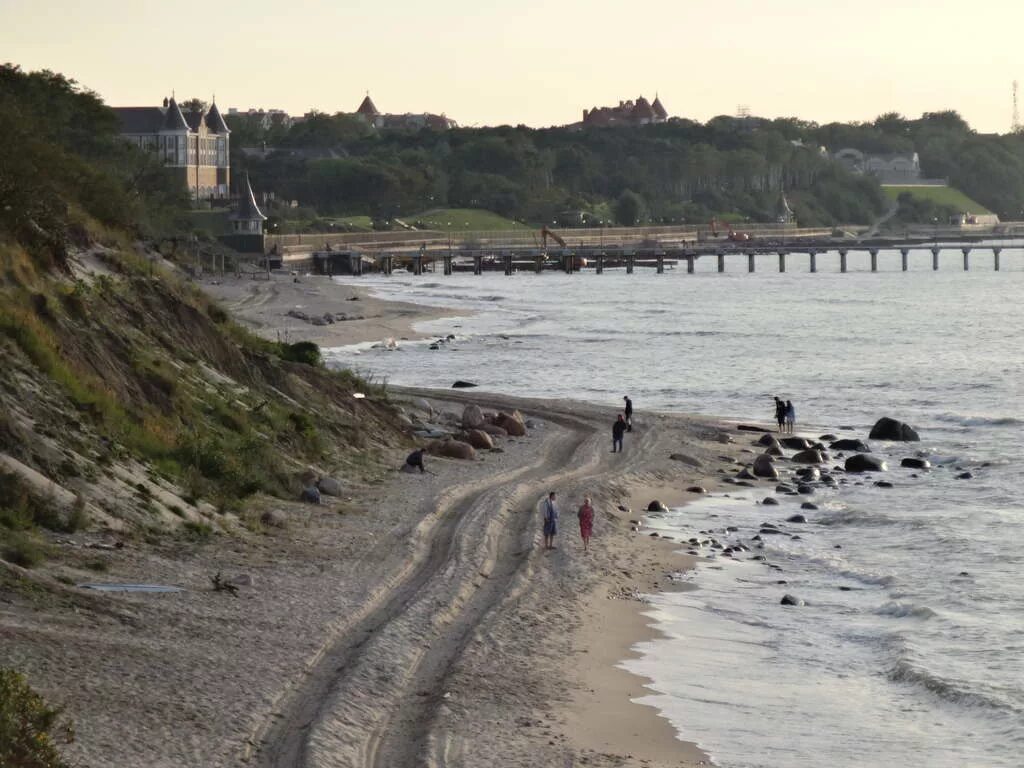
0,277,748,767
199,272,460,348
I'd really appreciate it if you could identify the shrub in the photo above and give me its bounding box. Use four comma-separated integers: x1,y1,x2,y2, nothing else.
0,668,73,768
279,341,322,367
1,531,47,568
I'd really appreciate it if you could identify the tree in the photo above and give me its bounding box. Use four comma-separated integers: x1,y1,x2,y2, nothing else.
614,189,646,226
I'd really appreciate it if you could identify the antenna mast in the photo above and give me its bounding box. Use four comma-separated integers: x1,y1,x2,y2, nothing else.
1014,80,1021,132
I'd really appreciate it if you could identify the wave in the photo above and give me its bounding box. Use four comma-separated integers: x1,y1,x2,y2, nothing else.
889,658,1019,714
874,601,938,620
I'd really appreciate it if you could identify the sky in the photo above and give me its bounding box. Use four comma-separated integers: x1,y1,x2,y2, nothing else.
2,0,1022,133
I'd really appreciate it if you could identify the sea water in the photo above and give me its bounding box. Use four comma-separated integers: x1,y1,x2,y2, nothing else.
324,249,1024,768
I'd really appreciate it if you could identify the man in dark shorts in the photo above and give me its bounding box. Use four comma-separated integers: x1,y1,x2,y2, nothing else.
623,395,633,431
612,414,627,453
542,491,559,550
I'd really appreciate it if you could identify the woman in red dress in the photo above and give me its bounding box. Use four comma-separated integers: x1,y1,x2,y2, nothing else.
577,496,594,552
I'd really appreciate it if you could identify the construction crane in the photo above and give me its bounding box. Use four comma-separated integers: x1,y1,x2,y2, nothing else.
540,225,567,251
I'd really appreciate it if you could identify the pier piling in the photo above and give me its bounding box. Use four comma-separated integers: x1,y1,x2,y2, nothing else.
839,249,848,273
809,250,817,273
717,252,725,273
869,249,878,272
931,248,940,271
900,248,909,272
656,254,665,274
626,254,635,274
473,254,483,276
687,255,695,274
778,252,786,273
748,252,755,273
962,248,970,271
994,247,1001,271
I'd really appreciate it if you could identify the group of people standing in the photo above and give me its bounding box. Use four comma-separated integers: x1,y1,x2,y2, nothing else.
774,397,796,433
542,491,593,552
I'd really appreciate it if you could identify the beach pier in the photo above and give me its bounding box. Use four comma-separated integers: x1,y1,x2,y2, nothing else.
717,252,726,272
900,248,909,271
839,249,848,272
626,253,635,274
932,248,940,270
443,254,453,275
747,252,755,273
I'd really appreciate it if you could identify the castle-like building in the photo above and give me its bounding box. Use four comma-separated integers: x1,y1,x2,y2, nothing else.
352,93,457,131
580,95,669,127
113,96,230,200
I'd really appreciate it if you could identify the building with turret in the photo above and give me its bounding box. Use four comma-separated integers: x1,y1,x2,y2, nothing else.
579,95,669,128
113,96,230,200
352,92,457,131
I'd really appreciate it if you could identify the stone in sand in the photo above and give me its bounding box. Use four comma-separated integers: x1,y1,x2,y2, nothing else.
869,417,920,442
780,436,813,450
461,404,485,429
647,500,669,512
792,449,826,464
317,477,343,496
752,454,779,479
762,497,779,505
429,439,477,460
687,486,708,494
786,514,807,523
757,434,781,447
260,509,287,528
956,471,974,480
801,502,819,510
495,411,526,437
845,454,887,473
464,429,494,450
670,453,702,467
479,423,508,438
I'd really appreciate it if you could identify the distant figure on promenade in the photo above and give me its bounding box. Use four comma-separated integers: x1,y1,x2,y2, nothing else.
612,414,627,453
785,400,796,433
577,496,595,553
623,395,634,432
774,397,786,432
542,492,559,550
403,447,427,473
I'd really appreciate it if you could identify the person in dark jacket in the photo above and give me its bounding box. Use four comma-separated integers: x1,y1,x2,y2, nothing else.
774,397,786,432
623,395,634,431
404,448,427,473
612,414,627,453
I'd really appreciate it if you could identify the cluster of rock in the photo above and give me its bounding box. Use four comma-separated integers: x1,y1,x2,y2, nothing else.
404,400,531,461
428,334,457,350
285,308,364,326
296,467,345,504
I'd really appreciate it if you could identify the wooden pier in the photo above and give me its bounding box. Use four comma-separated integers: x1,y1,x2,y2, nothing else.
308,235,1023,277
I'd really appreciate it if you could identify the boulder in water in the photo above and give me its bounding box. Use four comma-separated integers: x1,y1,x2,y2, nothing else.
762,497,779,506
780,594,804,606
757,434,780,447
786,514,807,523
780,436,813,450
451,380,478,389
845,454,887,473
830,438,870,452
752,454,779,479
647,500,669,512
869,417,920,442
900,457,931,470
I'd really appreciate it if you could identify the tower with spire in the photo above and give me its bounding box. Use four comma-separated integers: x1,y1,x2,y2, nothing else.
229,174,267,234
112,94,231,201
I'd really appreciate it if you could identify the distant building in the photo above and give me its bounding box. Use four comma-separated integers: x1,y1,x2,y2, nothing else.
352,92,457,131
113,96,230,200
226,107,294,131
229,174,267,235
578,95,669,128
833,148,922,184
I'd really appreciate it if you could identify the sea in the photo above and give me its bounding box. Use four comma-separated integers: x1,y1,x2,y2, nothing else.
323,248,1024,768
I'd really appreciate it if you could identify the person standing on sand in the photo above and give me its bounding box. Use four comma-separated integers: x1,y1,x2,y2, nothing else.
774,397,786,433
577,496,594,553
785,400,796,433
542,492,559,550
623,395,634,431
612,414,627,453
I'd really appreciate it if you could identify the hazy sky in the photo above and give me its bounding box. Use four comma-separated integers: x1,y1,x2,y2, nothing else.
3,0,1021,132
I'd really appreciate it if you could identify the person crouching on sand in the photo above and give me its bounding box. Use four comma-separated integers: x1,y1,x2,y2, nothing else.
612,414,627,453
542,491,559,550
577,496,594,553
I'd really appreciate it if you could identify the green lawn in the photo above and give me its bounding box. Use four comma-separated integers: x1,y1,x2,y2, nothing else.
405,208,527,231
882,186,992,215
326,215,374,231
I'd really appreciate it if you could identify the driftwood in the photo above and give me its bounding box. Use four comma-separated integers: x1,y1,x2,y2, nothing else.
210,571,238,597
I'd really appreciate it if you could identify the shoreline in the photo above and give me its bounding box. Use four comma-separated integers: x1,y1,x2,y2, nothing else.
1,280,748,767
198,271,462,348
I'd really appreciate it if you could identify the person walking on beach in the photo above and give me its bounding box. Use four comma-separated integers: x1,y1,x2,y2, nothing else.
623,395,634,432
785,400,796,434
542,492,559,550
577,496,595,553
612,414,627,453
774,397,786,433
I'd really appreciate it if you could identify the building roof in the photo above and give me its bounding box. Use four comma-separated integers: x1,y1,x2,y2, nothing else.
231,174,267,221
205,101,230,134
632,96,655,119
652,95,668,119
356,94,380,116
113,107,166,134
161,97,190,132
